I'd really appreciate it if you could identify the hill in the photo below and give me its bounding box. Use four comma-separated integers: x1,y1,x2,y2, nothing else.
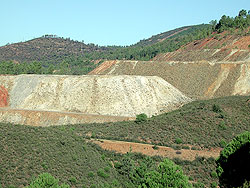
1,95,249,187
0,122,127,188
0,36,108,64
0,24,211,66
89,31,250,99
153,32,250,62
0,74,190,126
67,95,250,148
133,24,210,46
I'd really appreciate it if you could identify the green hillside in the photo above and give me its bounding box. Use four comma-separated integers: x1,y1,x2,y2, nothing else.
0,96,249,187
72,96,250,148
0,123,126,188
133,24,210,46
0,24,213,75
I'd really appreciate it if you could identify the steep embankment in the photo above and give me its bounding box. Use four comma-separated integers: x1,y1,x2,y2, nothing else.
89,34,250,99
0,74,190,126
154,35,250,62
89,60,250,99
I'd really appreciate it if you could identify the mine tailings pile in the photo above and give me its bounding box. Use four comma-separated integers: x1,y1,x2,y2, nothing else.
0,74,190,126
89,34,250,99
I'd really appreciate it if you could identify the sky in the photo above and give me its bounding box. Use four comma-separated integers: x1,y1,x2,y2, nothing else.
0,0,249,46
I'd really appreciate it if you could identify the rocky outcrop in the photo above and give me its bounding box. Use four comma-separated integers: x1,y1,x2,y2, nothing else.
0,74,191,126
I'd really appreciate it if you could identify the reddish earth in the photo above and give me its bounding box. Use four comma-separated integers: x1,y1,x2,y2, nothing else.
88,60,117,74
92,139,222,161
0,86,8,107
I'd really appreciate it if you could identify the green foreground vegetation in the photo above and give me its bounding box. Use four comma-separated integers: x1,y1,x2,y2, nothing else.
0,96,249,188
69,96,250,149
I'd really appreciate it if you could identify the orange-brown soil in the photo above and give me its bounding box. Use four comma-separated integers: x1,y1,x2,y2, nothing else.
92,139,222,161
0,86,8,107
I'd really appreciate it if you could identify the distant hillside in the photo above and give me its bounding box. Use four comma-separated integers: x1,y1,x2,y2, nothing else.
0,24,212,65
0,36,108,63
153,32,250,62
134,24,210,46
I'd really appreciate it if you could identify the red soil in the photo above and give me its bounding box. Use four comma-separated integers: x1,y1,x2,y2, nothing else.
0,86,8,107
92,139,222,161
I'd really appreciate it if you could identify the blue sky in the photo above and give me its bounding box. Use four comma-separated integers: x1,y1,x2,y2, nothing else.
0,0,249,46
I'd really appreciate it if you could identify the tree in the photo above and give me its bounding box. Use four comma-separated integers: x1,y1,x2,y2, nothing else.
209,20,217,30
216,131,250,188
26,173,70,188
139,158,192,188
238,9,247,18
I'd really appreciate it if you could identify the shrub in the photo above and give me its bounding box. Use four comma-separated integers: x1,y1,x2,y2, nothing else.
68,177,77,184
193,181,205,188
211,171,218,178
182,145,190,149
212,104,222,113
87,172,95,178
104,166,110,173
97,169,110,179
26,173,70,188
135,113,147,123
218,121,226,130
219,139,227,148
175,137,183,144
211,182,218,188
90,184,97,188
152,145,159,150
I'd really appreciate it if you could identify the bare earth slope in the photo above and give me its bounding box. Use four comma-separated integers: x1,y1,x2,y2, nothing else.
0,74,190,126
89,34,250,99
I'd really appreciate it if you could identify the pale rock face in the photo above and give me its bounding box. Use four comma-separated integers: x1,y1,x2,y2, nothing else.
233,64,250,95
0,74,191,117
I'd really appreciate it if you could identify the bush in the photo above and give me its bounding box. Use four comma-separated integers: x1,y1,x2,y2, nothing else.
152,145,159,150
210,171,218,178
68,177,77,184
218,121,226,130
219,139,227,148
135,113,147,123
212,104,222,113
87,172,95,178
211,182,218,188
175,137,183,144
26,173,70,188
97,169,110,179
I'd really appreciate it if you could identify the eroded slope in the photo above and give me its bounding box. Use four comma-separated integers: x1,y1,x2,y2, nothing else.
0,74,190,126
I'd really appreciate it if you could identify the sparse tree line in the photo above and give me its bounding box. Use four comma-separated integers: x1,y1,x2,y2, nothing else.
0,57,100,75
214,9,250,33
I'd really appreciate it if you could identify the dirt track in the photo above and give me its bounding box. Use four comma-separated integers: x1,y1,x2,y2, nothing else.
0,108,134,126
92,139,222,161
